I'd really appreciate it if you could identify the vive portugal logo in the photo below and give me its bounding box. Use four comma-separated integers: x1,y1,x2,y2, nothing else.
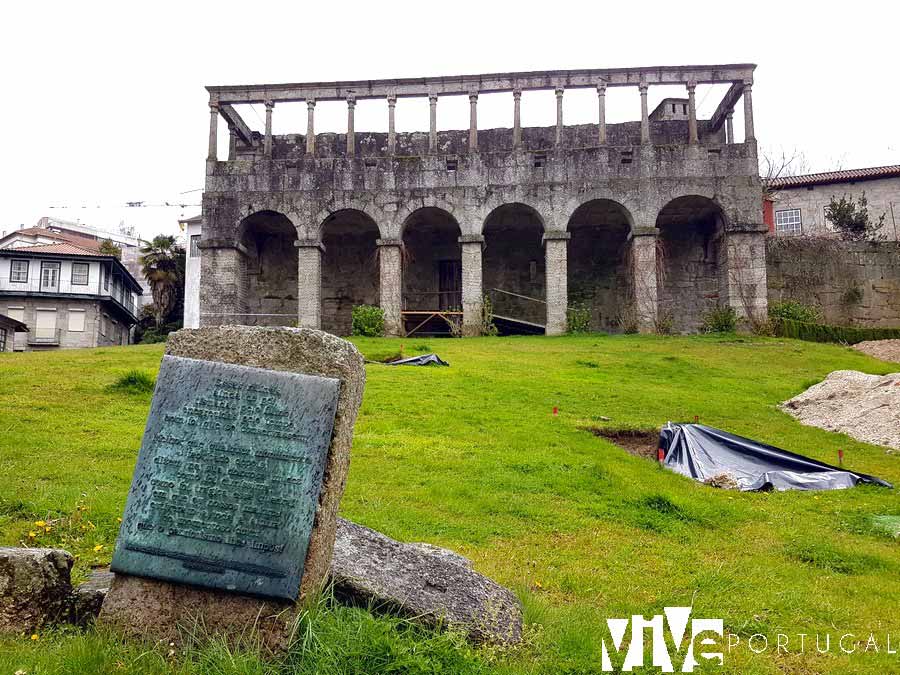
600,607,723,672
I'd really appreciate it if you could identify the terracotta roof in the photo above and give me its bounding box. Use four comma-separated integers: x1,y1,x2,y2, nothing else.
764,164,900,189
1,242,105,256
1,227,103,252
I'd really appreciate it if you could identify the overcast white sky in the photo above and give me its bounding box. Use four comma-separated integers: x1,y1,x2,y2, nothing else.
1,0,896,240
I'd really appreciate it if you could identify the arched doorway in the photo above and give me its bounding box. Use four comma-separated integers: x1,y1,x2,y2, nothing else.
238,210,298,326
482,203,545,334
320,209,380,336
401,207,462,336
566,199,632,332
655,196,727,332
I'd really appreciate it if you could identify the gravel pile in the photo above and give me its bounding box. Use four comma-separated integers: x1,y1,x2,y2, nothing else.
853,339,900,363
781,370,900,452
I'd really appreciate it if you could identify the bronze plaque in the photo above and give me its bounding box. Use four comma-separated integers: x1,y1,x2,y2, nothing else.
111,355,340,600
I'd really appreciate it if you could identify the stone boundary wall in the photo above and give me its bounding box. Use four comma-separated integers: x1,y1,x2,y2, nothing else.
766,238,900,327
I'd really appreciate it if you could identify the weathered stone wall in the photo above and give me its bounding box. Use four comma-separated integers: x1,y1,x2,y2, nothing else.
766,238,900,327
321,228,379,336
771,176,900,241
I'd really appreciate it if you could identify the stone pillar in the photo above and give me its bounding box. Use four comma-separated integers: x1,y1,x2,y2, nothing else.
597,82,607,145
468,91,478,152
264,100,274,157
543,231,570,335
686,81,698,144
387,95,397,154
459,235,484,336
512,89,522,148
554,87,564,147
743,81,755,142
639,82,650,144
198,242,247,327
630,229,658,333
306,99,316,155
207,102,219,161
346,95,356,156
296,240,324,329
722,230,768,325
377,239,403,336
725,110,734,144
428,94,438,152
227,125,237,160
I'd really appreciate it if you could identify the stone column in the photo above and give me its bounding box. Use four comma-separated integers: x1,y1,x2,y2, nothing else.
377,239,403,336
346,95,356,156
468,91,478,152
725,110,734,144
227,125,237,160
387,94,397,154
639,82,650,144
512,89,522,148
554,87,564,147
686,81,698,144
597,82,607,145
306,99,316,155
630,229,658,333
543,231,570,335
743,81,755,142
459,235,484,336
264,100,274,157
428,94,438,152
721,230,768,325
197,242,247,327
296,240,324,329
207,102,219,161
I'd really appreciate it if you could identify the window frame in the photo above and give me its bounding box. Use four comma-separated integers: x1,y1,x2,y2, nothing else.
0,327,6,351
71,262,90,286
190,234,201,258
9,259,29,283
67,308,86,332
775,208,802,236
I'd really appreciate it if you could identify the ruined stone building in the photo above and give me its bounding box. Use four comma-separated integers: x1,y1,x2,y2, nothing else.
197,64,766,336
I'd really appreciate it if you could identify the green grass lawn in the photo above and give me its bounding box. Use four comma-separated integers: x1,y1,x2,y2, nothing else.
1,334,898,674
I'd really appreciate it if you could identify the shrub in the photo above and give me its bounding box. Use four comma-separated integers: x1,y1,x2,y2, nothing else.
480,295,498,336
351,305,385,337
775,318,900,344
768,301,821,324
566,303,591,334
700,306,737,333
138,321,179,344
111,370,155,394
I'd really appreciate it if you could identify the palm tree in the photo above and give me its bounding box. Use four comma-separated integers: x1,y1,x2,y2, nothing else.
139,235,184,327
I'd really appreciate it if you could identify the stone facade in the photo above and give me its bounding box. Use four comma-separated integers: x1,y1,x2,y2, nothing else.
199,65,767,336
766,238,900,327
768,173,900,241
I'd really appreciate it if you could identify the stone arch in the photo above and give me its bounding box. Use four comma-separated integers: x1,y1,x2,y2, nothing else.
655,195,728,332
313,202,385,240
238,210,299,326
392,197,460,239
319,209,381,336
482,203,547,330
401,207,463,335
566,199,634,331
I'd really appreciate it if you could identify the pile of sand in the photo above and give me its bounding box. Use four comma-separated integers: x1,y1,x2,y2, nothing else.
781,370,900,452
853,339,900,364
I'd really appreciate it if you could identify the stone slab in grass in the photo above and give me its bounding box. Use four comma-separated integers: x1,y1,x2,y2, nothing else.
331,518,523,646
69,568,114,625
0,548,73,633
99,326,365,650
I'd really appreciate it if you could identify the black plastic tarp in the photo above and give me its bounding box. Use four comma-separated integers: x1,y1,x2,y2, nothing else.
658,423,893,492
385,353,449,367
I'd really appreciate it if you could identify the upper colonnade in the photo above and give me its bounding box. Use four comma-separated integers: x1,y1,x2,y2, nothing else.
205,63,756,159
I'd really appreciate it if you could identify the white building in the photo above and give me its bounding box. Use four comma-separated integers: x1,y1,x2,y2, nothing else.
0,243,142,350
180,214,202,329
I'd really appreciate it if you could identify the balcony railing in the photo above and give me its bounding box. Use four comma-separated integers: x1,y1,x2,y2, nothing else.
28,329,60,346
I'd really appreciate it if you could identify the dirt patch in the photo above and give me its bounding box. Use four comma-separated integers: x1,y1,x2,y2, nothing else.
584,427,659,460
781,370,900,451
853,339,900,363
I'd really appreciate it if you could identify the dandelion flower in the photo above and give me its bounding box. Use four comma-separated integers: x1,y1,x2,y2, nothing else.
44,527,51,533
93,544,103,552
28,531,37,538
34,520,46,528
30,633,38,640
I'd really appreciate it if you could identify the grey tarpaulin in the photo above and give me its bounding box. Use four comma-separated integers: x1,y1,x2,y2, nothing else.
658,423,893,492
386,353,449,367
